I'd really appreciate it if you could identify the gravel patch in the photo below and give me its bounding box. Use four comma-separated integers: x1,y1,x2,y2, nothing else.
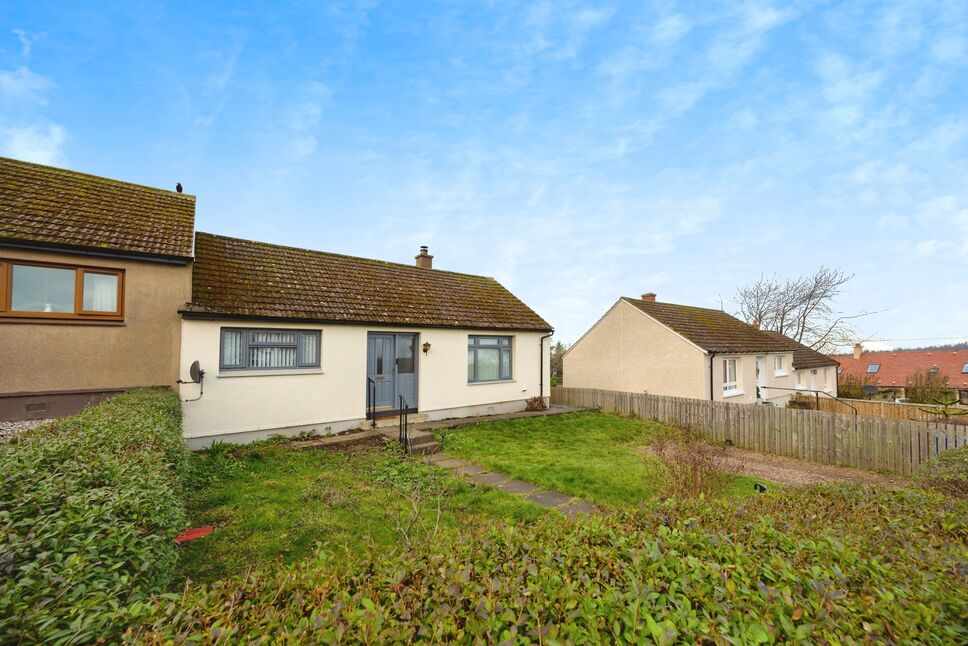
0,419,53,442
641,444,908,487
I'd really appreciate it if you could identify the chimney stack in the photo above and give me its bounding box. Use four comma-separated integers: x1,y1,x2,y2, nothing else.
641,292,656,302
415,245,434,269
751,319,760,330
853,342,863,359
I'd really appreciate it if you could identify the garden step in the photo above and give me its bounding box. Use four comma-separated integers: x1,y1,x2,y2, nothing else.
372,413,429,429
407,441,441,456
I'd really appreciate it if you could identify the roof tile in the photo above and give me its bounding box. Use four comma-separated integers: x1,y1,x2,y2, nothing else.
0,156,195,258
761,330,839,369
836,349,968,388
185,232,553,331
622,297,796,353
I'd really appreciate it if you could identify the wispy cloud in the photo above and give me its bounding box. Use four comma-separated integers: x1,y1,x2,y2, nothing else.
0,67,53,104
0,31,68,164
0,122,67,165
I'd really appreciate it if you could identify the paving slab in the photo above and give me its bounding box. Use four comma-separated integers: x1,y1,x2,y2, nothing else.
497,479,541,494
434,458,469,469
466,472,511,486
526,490,574,508
423,453,452,464
454,464,487,476
559,500,603,517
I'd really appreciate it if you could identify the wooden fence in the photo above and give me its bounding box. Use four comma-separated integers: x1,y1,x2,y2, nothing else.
551,387,967,476
806,396,968,423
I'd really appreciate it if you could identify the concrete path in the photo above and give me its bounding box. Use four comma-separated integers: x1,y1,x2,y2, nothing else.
423,452,604,518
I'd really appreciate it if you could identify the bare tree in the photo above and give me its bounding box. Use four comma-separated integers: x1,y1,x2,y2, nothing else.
733,266,875,352
550,341,569,386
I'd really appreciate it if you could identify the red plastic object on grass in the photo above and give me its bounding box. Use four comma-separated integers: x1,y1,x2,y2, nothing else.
175,525,214,543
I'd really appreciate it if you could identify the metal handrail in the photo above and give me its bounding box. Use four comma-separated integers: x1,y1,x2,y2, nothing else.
760,385,859,415
366,378,376,427
399,394,410,452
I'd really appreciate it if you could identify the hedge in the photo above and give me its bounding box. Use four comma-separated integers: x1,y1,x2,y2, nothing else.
132,485,967,644
918,445,968,498
0,389,188,644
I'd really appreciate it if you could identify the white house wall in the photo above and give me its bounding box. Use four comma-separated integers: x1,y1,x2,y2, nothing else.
709,353,797,405
178,319,550,447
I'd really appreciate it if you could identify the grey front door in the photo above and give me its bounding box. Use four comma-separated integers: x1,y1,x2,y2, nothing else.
366,333,418,411
367,334,395,408
394,334,417,408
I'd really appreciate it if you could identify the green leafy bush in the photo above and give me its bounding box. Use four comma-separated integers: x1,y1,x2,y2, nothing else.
132,485,967,644
0,389,188,644
918,446,968,498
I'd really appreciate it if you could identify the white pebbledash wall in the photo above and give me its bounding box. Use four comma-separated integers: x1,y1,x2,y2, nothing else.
178,319,551,448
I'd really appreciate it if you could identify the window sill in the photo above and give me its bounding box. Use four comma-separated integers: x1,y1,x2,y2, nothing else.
722,390,745,399
218,368,323,378
0,316,125,326
469,379,515,386
774,372,789,378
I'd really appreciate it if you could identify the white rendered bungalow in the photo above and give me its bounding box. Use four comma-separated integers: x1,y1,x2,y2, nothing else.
177,233,553,448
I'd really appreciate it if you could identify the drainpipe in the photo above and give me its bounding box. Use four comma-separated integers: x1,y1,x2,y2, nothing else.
539,331,554,401
708,351,717,401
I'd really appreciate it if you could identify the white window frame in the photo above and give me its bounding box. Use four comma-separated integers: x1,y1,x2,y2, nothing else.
796,371,803,389
722,358,738,394
773,355,787,376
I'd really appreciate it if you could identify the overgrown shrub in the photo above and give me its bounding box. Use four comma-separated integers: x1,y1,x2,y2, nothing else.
0,388,188,644
918,446,968,498
524,395,547,411
130,484,967,644
839,372,880,399
786,396,814,410
905,369,953,404
649,429,738,498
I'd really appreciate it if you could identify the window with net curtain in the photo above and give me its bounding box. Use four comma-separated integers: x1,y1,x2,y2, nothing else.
8,264,120,314
468,336,512,382
220,328,320,370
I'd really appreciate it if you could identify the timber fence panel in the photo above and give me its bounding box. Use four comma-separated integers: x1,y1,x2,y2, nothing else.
550,387,966,475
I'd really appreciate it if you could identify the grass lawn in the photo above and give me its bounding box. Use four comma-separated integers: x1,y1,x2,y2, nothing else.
439,411,766,507
176,439,546,584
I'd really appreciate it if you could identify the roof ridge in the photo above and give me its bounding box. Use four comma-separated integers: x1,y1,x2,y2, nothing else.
195,231,500,282
0,155,195,200
621,296,728,314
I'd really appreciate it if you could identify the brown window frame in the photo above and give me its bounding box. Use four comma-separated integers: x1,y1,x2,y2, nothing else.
0,258,125,321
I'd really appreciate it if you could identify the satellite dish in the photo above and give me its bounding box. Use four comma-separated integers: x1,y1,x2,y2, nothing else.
189,360,205,384
862,385,878,396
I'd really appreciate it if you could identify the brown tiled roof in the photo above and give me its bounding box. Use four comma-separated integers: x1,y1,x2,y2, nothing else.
761,331,839,369
622,297,794,353
0,156,195,259
183,232,553,331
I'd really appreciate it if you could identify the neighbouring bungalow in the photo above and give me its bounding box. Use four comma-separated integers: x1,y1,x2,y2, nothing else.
177,233,553,448
837,343,968,403
563,293,838,405
0,157,194,421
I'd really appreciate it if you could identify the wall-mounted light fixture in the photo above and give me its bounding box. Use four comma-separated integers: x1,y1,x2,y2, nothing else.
422,341,432,354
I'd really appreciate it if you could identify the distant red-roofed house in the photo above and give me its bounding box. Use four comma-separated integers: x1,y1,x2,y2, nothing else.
835,344,968,403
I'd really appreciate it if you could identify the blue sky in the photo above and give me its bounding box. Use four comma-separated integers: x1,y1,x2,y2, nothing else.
2,1,966,348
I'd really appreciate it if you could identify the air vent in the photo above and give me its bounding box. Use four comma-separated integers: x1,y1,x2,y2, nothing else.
25,402,49,413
